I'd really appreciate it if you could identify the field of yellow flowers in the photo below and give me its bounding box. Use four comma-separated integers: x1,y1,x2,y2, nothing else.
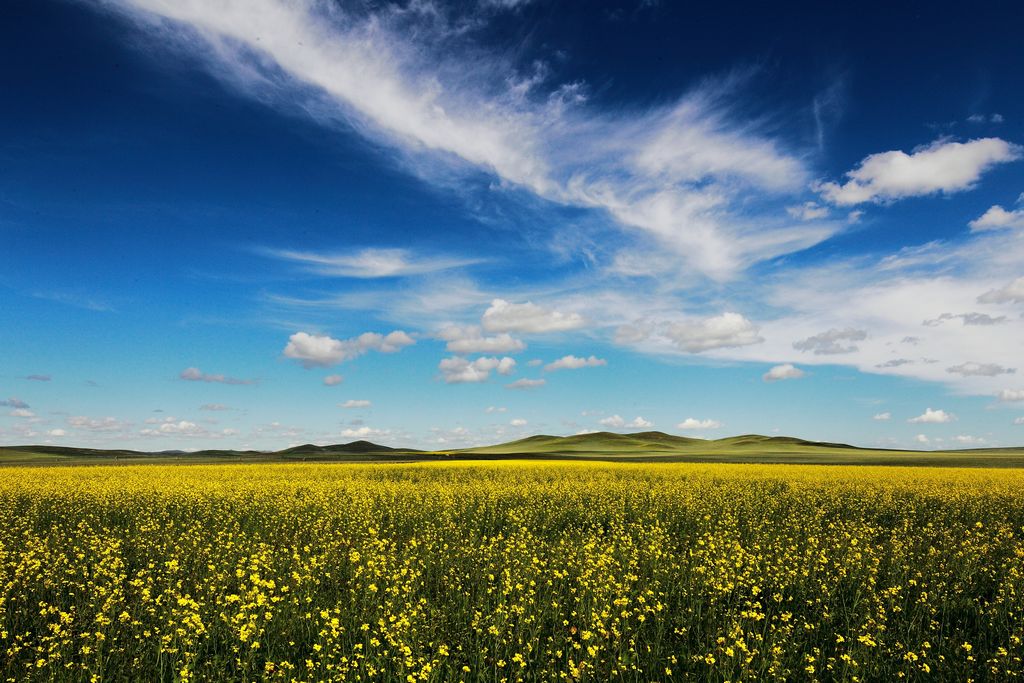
1,461,1023,682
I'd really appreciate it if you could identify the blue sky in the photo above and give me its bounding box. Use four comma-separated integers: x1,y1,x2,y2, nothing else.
2,0,1024,451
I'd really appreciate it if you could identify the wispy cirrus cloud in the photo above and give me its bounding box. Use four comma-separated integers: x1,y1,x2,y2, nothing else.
264,247,484,278
95,0,834,281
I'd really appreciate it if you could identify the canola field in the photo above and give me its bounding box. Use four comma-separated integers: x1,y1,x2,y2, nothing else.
1,461,1023,682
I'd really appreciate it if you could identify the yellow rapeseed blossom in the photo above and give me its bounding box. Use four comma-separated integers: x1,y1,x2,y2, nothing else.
0,461,1023,680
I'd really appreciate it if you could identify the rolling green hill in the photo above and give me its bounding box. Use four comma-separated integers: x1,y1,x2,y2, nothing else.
2,432,1024,468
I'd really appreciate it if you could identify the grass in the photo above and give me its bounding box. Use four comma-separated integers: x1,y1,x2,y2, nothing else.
1,461,1023,681
5,431,1024,468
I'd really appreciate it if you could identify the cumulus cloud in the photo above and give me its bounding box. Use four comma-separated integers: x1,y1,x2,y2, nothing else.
946,362,1015,377
340,399,372,409
266,247,482,278
67,416,130,432
817,138,1022,205
876,358,913,368
48,428,66,437
953,434,986,445
323,374,344,386
763,363,804,381
438,356,516,383
793,328,867,355
923,312,1008,326
437,324,525,354
598,414,624,428
140,419,209,437
283,330,414,368
978,277,1024,304
510,418,527,427
482,299,585,334
506,378,545,390
598,415,652,429
1014,417,1024,425
873,412,892,421
665,313,763,352
915,434,930,444
0,397,29,409
341,426,390,439
485,405,507,413
997,389,1024,402
10,408,36,419
970,205,1024,232
179,367,254,385
544,355,607,371
677,417,722,430
908,408,955,424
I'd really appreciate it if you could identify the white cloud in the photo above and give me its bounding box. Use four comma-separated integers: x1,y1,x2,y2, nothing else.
978,276,1024,304
506,378,545,390
283,330,414,368
970,205,1024,232
915,434,930,444
763,363,804,381
544,355,607,371
908,408,955,424
47,428,66,437
199,403,230,411
10,408,36,419
340,399,372,409
953,434,986,445
180,367,254,385
485,405,507,413
598,415,650,429
817,138,1022,205
341,426,390,439
793,328,867,355
482,299,585,334
323,374,344,386
997,389,1024,402
923,312,1007,326
140,420,208,437
946,362,1015,377
873,412,892,421
1013,416,1024,425
786,202,829,221
656,312,763,353
266,247,482,278
438,356,516,383
437,324,525,354
598,414,624,428
677,417,722,430
67,415,130,432
510,418,527,427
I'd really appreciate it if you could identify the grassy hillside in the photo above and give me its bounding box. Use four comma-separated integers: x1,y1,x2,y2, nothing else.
3,432,1024,467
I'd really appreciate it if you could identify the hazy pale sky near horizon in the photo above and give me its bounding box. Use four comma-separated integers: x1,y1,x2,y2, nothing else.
2,0,1024,451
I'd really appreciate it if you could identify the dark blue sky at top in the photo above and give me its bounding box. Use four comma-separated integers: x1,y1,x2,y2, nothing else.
2,0,1023,450
4,1,1022,266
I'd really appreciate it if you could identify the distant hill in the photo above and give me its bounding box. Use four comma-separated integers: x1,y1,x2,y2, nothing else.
280,440,409,455
3,432,1024,468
